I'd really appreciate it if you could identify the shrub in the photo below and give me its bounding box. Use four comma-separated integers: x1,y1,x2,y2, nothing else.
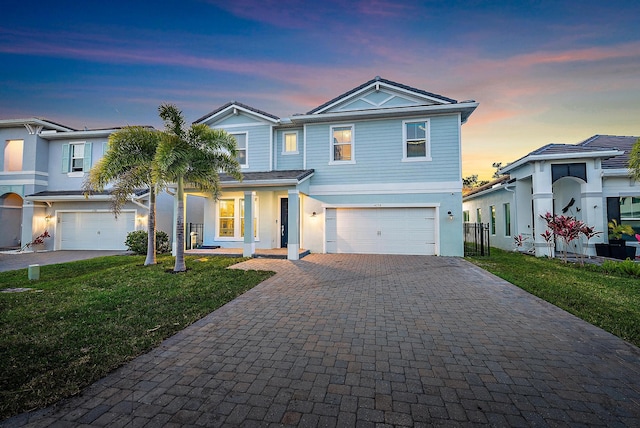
125,230,170,255
600,259,640,278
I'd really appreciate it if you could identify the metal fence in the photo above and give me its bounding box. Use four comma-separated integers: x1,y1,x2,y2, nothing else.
464,223,490,256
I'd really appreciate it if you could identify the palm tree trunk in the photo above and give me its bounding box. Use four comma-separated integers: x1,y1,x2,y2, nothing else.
144,186,157,266
174,176,187,272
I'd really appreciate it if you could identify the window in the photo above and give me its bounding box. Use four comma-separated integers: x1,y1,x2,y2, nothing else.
218,199,235,237
61,142,92,174
402,119,430,161
504,203,511,236
4,139,23,171
283,132,298,154
463,210,470,222
217,197,259,239
490,205,496,235
232,133,248,167
330,125,354,163
620,197,640,236
476,208,482,224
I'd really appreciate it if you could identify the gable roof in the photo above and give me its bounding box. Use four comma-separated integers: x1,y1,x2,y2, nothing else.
499,135,633,174
307,76,458,114
194,101,280,125
0,118,76,132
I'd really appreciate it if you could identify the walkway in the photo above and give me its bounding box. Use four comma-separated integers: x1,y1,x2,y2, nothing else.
3,254,640,426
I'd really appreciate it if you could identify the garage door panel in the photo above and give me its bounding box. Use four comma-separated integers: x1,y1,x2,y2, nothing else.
59,212,135,250
332,207,436,255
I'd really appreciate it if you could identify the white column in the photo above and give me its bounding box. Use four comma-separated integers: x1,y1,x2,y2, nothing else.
287,190,300,260
20,201,35,251
532,161,554,257
581,159,605,256
243,191,255,257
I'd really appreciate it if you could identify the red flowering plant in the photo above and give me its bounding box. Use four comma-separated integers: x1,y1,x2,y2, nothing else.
20,230,51,252
540,212,599,264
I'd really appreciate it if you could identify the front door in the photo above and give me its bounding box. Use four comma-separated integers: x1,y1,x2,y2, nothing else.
280,198,288,248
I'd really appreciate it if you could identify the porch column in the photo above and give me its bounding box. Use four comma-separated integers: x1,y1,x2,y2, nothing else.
581,159,605,256
171,189,186,256
20,200,35,250
287,190,300,260
243,191,255,257
532,161,554,257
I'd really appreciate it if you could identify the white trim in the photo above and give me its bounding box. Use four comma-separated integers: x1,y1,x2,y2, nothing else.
310,181,462,196
401,118,432,162
230,131,249,169
67,172,85,178
0,170,48,176
277,194,288,249
322,202,441,208
303,124,308,170
215,122,269,129
198,104,279,125
40,129,116,140
329,124,355,164
282,131,299,155
500,150,624,174
312,81,454,114
602,168,633,177
269,125,274,171
0,179,48,186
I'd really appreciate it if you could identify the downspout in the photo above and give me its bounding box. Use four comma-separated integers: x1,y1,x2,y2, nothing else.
504,182,517,245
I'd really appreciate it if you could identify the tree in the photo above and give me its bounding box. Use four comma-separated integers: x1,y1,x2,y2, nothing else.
84,126,162,266
492,162,503,178
629,137,640,181
155,104,242,272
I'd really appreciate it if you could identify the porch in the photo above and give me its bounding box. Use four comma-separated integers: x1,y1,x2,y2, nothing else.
185,247,310,259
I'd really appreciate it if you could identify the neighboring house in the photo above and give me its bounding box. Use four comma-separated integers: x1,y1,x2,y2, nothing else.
0,119,177,251
463,135,640,258
1,77,478,258
186,77,478,259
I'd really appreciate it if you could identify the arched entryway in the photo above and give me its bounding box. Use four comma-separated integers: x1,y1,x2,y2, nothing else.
0,193,23,249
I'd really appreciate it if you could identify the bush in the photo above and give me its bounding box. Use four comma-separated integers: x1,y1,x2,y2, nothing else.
600,259,640,278
125,230,170,255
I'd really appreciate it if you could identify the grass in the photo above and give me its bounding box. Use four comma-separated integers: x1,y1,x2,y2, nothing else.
0,254,273,420
467,248,640,348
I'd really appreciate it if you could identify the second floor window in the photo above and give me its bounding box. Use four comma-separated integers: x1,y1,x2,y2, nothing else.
61,142,92,174
283,132,298,154
232,133,248,167
4,139,23,171
330,125,353,163
403,120,430,161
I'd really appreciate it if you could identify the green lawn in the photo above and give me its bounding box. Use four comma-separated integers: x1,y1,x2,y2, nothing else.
0,255,273,420
467,248,640,348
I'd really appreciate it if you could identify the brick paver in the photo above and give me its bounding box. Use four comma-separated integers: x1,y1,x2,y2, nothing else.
3,254,640,427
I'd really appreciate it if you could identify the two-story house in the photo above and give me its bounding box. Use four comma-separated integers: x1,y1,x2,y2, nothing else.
180,77,478,259
1,77,478,258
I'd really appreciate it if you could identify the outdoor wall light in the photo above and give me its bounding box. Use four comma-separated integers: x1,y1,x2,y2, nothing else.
311,211,317,217
448,211,454,220
44,214,52,223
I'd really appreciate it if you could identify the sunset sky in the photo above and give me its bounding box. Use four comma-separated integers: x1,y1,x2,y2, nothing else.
1,0,639,180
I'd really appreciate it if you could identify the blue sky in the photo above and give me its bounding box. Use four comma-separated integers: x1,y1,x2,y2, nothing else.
1,0,639,179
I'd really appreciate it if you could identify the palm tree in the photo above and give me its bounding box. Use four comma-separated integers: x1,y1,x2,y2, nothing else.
630,138,640,181
84,126,162,265
156,104,242,272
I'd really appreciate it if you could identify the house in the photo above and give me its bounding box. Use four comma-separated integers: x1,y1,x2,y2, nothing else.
1,77,478,258
181,77,478,259
463,135,640,258
0,118,178,251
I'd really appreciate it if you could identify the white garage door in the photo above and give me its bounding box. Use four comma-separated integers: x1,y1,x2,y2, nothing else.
59,211,135,250
326,207,437,255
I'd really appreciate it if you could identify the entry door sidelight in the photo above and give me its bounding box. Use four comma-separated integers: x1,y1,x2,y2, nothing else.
280,198,288,248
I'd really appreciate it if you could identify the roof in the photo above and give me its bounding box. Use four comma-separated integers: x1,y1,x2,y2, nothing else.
26,189,149,199
463,176,511,199
221,169,313,182
499,135,635,174
307,76,458,114
0,117,76,132
194,101,280,125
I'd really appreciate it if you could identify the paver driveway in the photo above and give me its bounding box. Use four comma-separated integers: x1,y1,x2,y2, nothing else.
5,254,640,427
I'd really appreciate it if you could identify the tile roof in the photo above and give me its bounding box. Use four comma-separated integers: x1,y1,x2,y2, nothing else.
306,76,458,114
220,169,314,183
578,135,639,169
194,101,280,124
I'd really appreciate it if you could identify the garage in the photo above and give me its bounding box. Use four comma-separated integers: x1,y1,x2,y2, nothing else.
325,207,437,255
58,211,135,250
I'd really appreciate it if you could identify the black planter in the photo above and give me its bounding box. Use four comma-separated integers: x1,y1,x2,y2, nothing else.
609,244,636,260
609,239,625,246
595,243,610,257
